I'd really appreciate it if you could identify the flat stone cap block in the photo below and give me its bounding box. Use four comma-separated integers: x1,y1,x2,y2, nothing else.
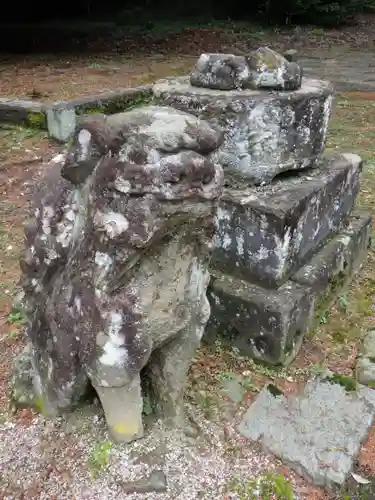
238,380,375,488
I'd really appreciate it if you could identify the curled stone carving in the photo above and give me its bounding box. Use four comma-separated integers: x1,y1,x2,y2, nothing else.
10,105,224,443
190,47,303,91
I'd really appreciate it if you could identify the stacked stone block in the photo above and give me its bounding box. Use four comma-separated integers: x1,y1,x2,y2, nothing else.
154,48,372,365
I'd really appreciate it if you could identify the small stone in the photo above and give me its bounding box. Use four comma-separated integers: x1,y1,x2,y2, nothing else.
119,470,168,494
190,53,252,90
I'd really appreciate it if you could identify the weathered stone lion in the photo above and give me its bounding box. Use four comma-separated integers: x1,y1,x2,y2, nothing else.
10,105,224,443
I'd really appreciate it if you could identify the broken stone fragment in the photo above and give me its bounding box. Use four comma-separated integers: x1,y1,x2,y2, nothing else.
190,53,252,90
189,47,303,91
10,104,224,444
118,470,168,494
246,47,303,90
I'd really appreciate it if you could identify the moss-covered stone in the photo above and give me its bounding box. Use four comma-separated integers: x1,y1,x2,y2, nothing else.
75,90,153,117
27,111,47,130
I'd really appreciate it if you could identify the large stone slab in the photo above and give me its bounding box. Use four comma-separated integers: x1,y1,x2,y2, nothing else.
153,76,333,185
206,213,371,365
212,154,362,288
238,380,375,489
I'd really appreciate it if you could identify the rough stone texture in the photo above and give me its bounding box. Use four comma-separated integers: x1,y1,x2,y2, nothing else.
292,213,372,291
356,331,375,388
212,154,362,288
45,85,153,142
10,105,224,444
190,48,302,91
238,380,375,489
206,271,314,365
153,76,333,185
206,212,370,365
246,47,303,91
0,98,46,126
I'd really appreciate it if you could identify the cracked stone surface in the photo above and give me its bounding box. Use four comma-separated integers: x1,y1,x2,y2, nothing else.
238,380,375,489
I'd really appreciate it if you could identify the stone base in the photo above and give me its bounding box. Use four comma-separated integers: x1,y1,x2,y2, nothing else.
212,153,363,288
206,213,371,365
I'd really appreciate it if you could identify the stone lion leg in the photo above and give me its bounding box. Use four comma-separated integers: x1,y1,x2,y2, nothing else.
146,319,205,427
91,374,144,444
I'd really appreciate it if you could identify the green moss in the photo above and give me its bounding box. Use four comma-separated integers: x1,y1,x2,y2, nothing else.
27,111,47,130
33,395,48,416
88,440,112,478
227,472,294,499
76,90,153,117
326,372,357,392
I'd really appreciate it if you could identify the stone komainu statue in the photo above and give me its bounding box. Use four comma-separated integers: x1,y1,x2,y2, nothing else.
11,105,224,443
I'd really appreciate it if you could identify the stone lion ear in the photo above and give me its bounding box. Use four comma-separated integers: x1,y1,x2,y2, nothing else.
74,114,111,155
61,115,113,185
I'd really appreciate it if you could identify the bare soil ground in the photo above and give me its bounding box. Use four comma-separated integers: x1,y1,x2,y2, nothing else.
0,18,375,500
1,14,375,101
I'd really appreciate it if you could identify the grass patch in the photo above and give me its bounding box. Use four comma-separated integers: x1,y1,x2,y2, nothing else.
227,472,294,499
88,440,112,478
309,92,375,353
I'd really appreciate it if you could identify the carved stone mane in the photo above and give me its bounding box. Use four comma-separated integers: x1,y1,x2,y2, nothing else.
11,105,224,443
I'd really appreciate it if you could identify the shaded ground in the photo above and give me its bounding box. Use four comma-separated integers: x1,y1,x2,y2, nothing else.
1,15,375,101
0,20,375,499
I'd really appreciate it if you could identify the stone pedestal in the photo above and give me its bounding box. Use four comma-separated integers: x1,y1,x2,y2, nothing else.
153,51,371,366
207,212,371,365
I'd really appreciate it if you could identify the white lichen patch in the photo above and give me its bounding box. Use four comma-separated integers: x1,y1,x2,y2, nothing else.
94,252,113,293
214,206,233,250
99,311,128,367
114,176,132,193
94,211,129,238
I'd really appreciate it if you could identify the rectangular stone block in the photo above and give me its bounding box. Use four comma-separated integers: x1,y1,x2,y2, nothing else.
153,76,333,185
206,271,314,366
206,213,371,365
212,153,362,288
45,106,76,143
0,98,46,127
45,85,153,142
292,213,372,311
